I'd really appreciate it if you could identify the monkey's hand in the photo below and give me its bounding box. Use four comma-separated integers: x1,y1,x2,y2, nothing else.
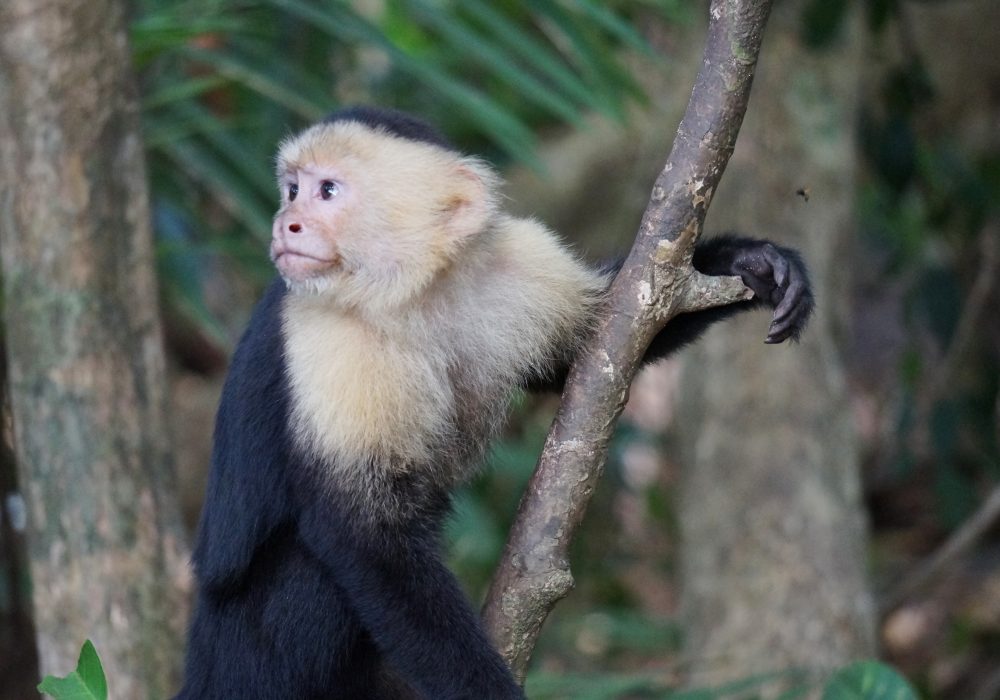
730,241,813,343
535,235,816,391
693,235,814,344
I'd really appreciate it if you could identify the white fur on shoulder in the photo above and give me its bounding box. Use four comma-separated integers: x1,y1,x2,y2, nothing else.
278,122,606,486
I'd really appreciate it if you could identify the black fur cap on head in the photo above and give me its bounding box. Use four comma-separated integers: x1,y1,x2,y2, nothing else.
324,106,455,152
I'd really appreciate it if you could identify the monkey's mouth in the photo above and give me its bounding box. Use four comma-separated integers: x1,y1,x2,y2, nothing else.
273,250,344,278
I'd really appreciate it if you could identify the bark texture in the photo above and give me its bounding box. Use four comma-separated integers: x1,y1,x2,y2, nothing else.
483,0,773,680
0,2,190,696
677,2,876,687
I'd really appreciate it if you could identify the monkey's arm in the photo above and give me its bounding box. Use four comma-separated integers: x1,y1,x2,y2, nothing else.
192,280,296,592
296,496,525,700
528,235,813,392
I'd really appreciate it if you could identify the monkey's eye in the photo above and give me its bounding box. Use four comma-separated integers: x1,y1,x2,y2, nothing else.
320,181,340,200
288,183,299,202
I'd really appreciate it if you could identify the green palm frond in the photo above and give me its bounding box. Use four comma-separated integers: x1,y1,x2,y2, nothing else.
134,0,668,331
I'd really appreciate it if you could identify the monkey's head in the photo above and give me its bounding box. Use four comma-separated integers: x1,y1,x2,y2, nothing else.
271,109,499,312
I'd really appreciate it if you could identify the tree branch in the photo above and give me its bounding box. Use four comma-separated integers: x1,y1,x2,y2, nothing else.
878,228,1000,616
482,0,775,679
909,227,998,461
881,482,1000,615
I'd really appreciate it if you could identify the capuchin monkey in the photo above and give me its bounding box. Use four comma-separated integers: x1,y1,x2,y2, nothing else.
176,106,813,700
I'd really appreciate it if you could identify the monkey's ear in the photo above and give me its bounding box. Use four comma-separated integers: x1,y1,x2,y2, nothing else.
445,159,500,239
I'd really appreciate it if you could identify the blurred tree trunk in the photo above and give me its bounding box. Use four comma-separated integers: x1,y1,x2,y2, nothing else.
0,2,190,697
676,2,876,687
0,346,37,700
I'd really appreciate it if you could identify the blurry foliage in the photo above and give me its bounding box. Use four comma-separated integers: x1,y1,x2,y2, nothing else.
861,46,999,523
37,641,914,700
132,0,679,335
131,1,693,684
525,663,917,700
800,2,999,695
443,394,686,681
821,661,919,700
119,0,955,694
523,660,918,699
800,0,1000,526
800,0,852,49
525,670,806,700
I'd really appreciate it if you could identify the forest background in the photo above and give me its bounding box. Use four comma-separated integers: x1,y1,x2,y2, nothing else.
0,0,998,698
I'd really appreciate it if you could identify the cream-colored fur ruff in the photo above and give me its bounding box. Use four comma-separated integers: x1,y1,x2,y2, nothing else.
282,218,605,477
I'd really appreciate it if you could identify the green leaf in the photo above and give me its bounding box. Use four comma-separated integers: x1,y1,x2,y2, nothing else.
407,0,583,123
155,135,273,240
131,13,250,65
461,0,609,115
37,640,108,700
143,75,230,110
164,100,276,199
822,661,918,700
570,0,654,56
179,44,327,121
264,0,539,162
528,0,644,115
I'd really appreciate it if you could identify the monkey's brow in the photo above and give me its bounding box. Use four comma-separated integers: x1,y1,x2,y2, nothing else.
283,164,339,179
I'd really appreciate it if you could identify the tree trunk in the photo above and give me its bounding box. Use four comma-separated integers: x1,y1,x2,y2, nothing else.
676,2,876,688
0,2,190,697
0,346,38,699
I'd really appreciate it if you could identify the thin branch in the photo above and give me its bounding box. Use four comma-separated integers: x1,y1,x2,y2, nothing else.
919,229,997,424
907,227,998,462
875,230,1000,618
481,0,775,679
881,482,1000,615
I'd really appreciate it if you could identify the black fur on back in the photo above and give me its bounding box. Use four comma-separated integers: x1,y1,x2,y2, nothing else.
176,105,816,699
324,105,455,151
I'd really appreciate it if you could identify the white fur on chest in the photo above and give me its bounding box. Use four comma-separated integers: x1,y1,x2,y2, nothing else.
280,218,606,477
282,298,454,467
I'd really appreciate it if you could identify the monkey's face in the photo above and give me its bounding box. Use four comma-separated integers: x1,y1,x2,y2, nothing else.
272,122,498,312
271,165,350,283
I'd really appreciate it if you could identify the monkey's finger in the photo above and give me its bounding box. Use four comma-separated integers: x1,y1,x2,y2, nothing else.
766,307,801,343
766,293,813,343
770,286,798,323
766,307,795,342
765,322,789,343
762,244,789,288
770,272,808,322
766,306,804,342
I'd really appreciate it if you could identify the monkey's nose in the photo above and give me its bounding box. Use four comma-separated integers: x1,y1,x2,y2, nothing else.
288,223,302,234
